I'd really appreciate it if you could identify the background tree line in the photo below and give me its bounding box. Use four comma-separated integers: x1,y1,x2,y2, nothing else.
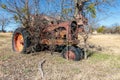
94,24,120,34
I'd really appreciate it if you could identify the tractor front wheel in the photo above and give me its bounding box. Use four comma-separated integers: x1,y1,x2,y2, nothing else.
12,28,31,53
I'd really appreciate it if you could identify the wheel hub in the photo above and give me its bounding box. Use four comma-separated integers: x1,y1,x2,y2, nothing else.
65,51,75,60
14,33,24,52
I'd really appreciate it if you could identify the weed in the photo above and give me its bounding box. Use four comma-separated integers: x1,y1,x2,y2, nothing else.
24,68,32,74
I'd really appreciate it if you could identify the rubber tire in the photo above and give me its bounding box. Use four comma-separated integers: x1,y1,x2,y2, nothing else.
76,47,84,59
12,27,31,53
61,46,81,61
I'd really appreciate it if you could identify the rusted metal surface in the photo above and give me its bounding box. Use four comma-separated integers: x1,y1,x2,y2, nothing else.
30,15,86,43
18,14,88,53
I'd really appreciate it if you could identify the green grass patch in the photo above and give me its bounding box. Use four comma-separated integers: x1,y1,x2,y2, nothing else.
24,68,32,73
88,52,120,68
88,53,111,62
54,57,66,64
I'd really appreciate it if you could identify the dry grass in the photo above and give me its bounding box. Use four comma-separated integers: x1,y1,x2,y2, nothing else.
0,33,120,80
88,34,120,55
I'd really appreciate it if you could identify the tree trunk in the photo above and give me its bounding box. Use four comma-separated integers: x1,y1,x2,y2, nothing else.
74,0,79,18
1,25,5,32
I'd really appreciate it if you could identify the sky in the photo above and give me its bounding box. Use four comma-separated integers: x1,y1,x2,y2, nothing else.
99,13,120,27
98,4,120,27
0,0,120,31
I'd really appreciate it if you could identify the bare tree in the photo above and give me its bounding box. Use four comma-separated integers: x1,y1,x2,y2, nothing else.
73,0,118,59
0,14,9,32
0,0,42,28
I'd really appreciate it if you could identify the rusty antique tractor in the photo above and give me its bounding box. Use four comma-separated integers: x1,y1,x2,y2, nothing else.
12,14,88,61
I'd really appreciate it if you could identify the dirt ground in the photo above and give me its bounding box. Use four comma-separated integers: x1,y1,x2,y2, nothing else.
0,33,120,80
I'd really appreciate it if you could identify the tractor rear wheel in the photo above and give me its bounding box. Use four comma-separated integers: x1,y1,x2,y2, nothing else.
61,46,83,61
12,27,31,53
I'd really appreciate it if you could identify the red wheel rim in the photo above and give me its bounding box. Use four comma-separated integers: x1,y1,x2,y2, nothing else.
65,51,75,60
14,33,24,52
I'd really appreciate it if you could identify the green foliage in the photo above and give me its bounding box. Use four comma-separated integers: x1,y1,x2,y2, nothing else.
21,7,27,13
87,3,96,18
62,9,68,15
1,4,6,9
13,15,19,21
96,25,120,34
62,8,72,15
97,26,105,33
